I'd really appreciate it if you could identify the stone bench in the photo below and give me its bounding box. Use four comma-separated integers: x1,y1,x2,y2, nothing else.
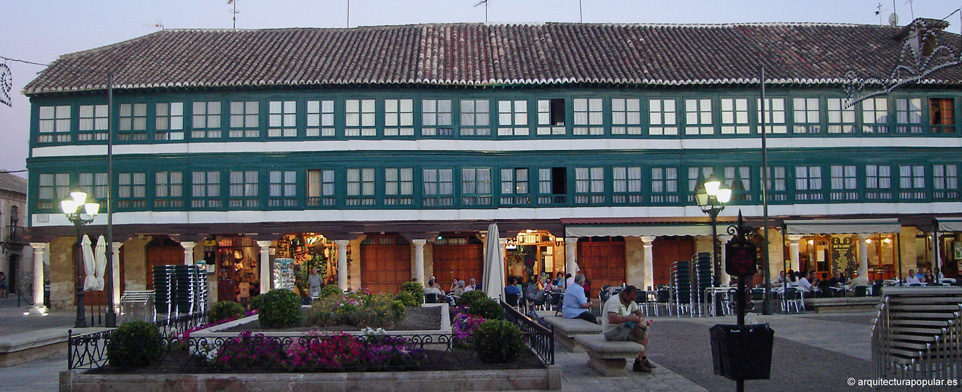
574,334,646,377
542,315,601,352
804,297,880,313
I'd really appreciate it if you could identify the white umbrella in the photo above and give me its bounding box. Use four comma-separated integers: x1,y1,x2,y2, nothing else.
94,235,108,291
81,235,96,291
482,223,505,300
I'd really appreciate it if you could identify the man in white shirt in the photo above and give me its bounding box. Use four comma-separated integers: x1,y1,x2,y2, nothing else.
602,285,655,373
796,272,813,293
905,270,921,284
464,277,477,292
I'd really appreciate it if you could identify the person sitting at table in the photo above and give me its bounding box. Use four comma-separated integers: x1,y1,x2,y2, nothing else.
449,277,460,293
424,279,445,296
464,277,477,292
848,272,869,288
773,271,787,287
904,270,921,285
505,276,522,296
553,272,564,288
916,269,926,281
452,280,466,296
562,274,597,324
924,269,936,284
787,269,797,282
796,272,814,293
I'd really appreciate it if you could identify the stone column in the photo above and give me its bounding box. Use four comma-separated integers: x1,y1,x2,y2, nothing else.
787,235,803,272
28,243,48,315
641,236,656,291
111,242,122,312
336,240,350,291
256,241,272,295
857,234,870,279
412,239,426,284
181,241,196,266
565,237,578,277
719,235,733,286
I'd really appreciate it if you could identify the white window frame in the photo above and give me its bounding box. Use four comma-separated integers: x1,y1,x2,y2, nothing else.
306,100,335,137
268,100,297,138
154,102,184,141
345,99,376,137
78,104,108,141
384,99,414,136
191,101,222,139
827,98,856,134
758,97,787,134
498,100,529,136
459,99,490,136
229,101,260,138
895,98,923,134
862,97,889,133
685,99,713,135
572,98,603,135
792,98,820,134
611,98,643,135
422,99,453,136
647,98,676,136
38,105,72,143
720,98,750,134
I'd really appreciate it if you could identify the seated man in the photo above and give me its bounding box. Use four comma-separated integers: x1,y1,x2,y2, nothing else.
504,276,522,296
424,279,445,296
905,270,921,285
602,285,655,373
795,272,813,293
562,274,597,323
464,277,477,292
848,272,869,288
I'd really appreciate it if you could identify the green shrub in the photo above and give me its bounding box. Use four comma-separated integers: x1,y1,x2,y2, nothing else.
474,320,525,364
249,295,264,311
257,289,302,328
464,297,505,320
107,321,164,367
321,284,342,298
458,290,488,307
400,281,424,304
307,292,406,329
395,291,419,307
389,299,406,324
210,301,245,322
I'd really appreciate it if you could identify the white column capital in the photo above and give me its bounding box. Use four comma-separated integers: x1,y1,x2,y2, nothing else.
29,242,49,251
335,239,350,246
640,236,656,244
255,240,273,248
412,239,426,247
787,234,805,242
856,233,871,240
181,241,196,249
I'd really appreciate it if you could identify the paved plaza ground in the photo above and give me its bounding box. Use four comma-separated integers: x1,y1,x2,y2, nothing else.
0,295,890,391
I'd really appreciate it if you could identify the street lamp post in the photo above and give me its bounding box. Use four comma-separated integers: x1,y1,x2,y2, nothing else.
61,190,100,328
696,177,732,287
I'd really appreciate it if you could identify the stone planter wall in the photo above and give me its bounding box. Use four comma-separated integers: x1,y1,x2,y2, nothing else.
60,365,561,391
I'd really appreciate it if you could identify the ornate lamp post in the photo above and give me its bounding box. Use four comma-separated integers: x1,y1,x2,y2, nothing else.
61,189,100,328
696,177,732,287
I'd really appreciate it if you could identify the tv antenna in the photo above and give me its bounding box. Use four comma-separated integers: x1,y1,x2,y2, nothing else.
144,19,164,31
474,0,488,23
228,0,239,29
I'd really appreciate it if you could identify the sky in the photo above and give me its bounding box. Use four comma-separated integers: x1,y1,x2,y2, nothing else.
0,0,958,178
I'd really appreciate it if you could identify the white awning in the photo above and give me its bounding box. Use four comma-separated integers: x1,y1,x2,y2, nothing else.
784,218,901,235
937,217,962,232
565,225,712,238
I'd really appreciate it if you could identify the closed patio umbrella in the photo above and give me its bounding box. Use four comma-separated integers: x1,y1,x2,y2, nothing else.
482,223,505,300
81,234,96,291
94,235,108,291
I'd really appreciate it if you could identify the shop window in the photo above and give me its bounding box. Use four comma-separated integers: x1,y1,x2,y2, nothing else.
78,104,108,141
930,98,956,133
792,98,820,134
38,105,71,143
500,168,530,205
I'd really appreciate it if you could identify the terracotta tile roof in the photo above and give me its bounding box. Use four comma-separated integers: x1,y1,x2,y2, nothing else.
22,22,962,95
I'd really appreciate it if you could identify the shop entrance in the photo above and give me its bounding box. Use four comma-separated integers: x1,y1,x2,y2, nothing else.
146,236,184,291
577,237,626,290
432,235,482,290
215,236,260,302
360,235,411,293
504,230,559,284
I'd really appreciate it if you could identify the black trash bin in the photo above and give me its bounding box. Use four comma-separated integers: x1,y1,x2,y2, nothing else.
709,324,774,380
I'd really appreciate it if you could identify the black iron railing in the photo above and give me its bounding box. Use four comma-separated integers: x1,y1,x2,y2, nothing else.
68,311,209,369
502,300,554,365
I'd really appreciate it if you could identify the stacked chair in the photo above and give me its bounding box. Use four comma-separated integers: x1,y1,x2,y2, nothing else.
153,265,175,316
691,252,714,317
670,260,693,317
